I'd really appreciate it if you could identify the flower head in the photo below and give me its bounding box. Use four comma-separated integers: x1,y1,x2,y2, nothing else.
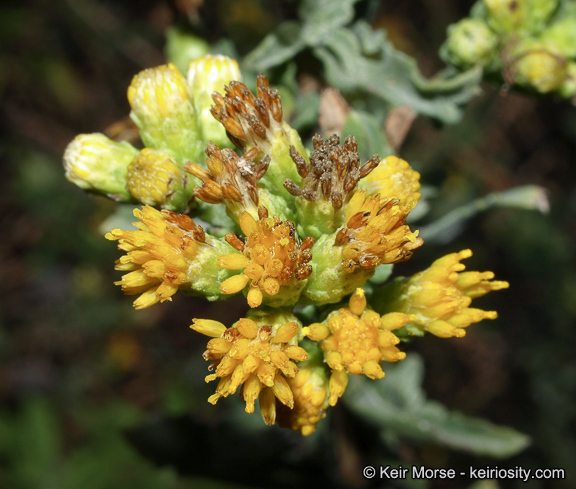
284,134,379,211
397,249,510,337
185,143,269,216
218,208,315,308
191,315,308,420
276,364,330,436
335,190,423,272
127,63,201,161
105,206,206,309
126,148,191,211
210,73,283,151
63,133,138,201
360,155,422,210
304,289,411,385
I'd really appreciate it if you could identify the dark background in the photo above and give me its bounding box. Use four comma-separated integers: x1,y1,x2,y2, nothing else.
1,1,575,488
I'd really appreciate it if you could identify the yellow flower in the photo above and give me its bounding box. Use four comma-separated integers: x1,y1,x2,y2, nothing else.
335,190,423,272
218,208,315,308
126,148,190,210
398,249,510,338
303,288,413,404
276,364,329,436
191,316,309,422
105,206,206,309
360,155,421,210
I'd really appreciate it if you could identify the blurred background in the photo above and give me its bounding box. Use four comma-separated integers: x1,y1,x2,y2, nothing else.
1,0,575,488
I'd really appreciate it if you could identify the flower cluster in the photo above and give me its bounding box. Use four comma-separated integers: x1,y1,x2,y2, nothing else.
441,0,576,99
63,55,509,435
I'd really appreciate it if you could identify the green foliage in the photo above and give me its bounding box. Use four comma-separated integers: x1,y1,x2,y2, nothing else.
344,355,530,458
245,0,482,123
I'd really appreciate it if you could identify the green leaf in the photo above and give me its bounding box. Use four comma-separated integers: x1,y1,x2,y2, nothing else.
342,110,393,160
420,185,550,244
244,0,360,72
343,355,530,458
315,22,483,123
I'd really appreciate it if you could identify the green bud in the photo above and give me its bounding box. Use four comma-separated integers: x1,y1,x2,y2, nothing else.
558,61,576,99
511,41,567,93
442,18,499,69
126,148,194,212
127,63,203,163
63,133,138,201
187,54,242,148
484,0,558,34
164,26,210,75
539,16,576,59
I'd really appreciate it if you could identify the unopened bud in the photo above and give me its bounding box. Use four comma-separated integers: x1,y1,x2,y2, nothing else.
187,54,241,148
63,133,138,201
442,18,499,69
126,148,193,211
511,44,567,93
127,63,202,163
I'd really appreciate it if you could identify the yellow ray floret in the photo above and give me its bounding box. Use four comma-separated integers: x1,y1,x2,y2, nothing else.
191,317,308,422
399,249,510,338
335,190,423,272
218,208,315,308
105,206,205,309
303,288,413,405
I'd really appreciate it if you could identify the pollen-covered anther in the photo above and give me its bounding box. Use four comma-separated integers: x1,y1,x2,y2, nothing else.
304,288,410,385
105,206,206,309
399,249,510,338
283,134,379,211
218,209,315,308
185,143,269,213
210,73,283,150
191,317,308,417
335,190,423,272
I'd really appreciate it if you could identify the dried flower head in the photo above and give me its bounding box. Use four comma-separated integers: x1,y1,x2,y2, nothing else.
185,143,269,215
284,134,379,211
210,73,283,151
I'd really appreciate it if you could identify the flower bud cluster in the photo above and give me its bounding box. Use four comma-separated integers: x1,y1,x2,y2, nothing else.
64,58,509,435
441,0,576,99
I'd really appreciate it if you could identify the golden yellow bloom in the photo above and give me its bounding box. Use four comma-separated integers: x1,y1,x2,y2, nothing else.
190,317,309,419
277,364,329,436
335,190,423,272
397,249,510,338
303,288,412,393
126,148,190,210
284,134,379,211
210,73,283,151
105,206,205,309
218,208,315,308
360,155,421,210
185,143,269,215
